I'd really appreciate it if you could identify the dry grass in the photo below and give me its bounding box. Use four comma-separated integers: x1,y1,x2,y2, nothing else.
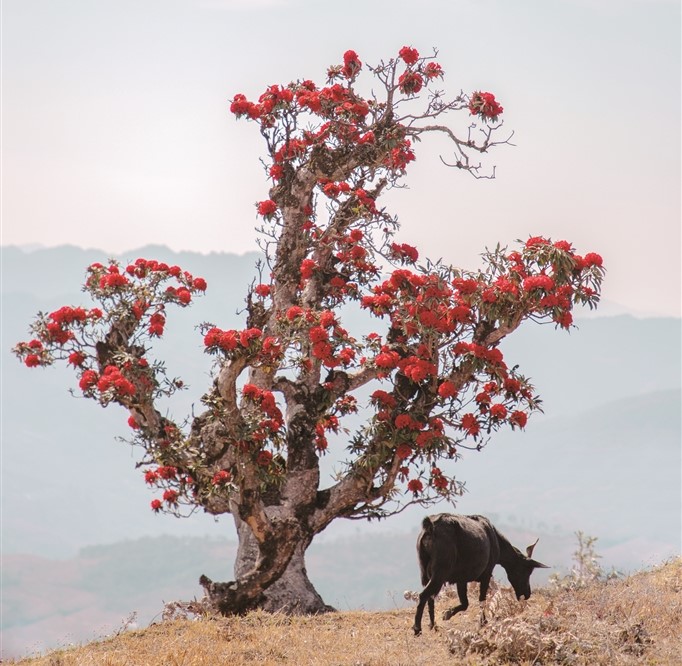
9,558,681,666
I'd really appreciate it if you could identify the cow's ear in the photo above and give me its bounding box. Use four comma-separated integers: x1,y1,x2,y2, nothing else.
530,559,550,569
526,538,540,559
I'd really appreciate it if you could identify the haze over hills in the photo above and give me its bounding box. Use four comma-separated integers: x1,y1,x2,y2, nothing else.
1,244,680,658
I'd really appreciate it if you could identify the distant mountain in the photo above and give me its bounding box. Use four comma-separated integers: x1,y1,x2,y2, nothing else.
1,244,680,659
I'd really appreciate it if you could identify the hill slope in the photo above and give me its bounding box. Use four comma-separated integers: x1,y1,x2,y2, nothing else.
8,559,682,666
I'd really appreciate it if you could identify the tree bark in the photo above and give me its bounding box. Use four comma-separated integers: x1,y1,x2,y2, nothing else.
232,513,334,614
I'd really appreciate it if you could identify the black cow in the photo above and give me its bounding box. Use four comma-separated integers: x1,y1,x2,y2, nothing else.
413,513,549,635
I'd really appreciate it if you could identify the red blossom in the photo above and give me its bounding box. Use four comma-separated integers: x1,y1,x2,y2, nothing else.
286,306,304,321
254,283,271,297
407,478,423,494
212,470,232,485
554,311,573,329
396,443,413,460
398,71,423,95
256,450,273,467
490,403,508,420
150,499,163,512
398,46,420,65
128,415,140,429
257,199,278,217
523,275,555,292
163,489,179,504
193,277,207,291
510,411,528,428
342,49,362,78
438,381,458,399
584,252,603,267
24,354,41,367
424,62,444,79
469,91,504,121
461,413,480,436
79,369,99,391
300,259,317,280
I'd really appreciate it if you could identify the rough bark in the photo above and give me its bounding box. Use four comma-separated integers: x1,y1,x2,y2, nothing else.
231,512,334,614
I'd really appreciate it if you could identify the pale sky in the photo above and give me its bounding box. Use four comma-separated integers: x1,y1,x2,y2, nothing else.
2,0,680,316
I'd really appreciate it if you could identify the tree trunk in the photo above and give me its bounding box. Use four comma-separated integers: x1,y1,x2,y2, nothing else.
232,513,334,614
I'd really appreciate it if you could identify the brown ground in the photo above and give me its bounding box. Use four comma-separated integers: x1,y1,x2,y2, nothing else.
9,558,681,666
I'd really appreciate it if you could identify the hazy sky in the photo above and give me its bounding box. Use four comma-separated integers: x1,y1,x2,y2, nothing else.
2,0,680,316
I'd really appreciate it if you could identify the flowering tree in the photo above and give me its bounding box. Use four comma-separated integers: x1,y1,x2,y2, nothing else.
14,46,604,615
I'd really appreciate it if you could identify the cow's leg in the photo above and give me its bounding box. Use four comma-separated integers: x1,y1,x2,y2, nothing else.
442,580,469,621
413,579,443,636
427,596,436,630
478,573,493,625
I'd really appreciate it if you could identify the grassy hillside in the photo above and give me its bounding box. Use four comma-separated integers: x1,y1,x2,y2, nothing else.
8,559,681,666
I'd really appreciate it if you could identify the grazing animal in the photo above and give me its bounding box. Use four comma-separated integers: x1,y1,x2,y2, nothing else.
413,513,549,635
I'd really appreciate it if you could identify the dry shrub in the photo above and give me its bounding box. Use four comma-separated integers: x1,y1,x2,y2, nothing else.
447,558,681,665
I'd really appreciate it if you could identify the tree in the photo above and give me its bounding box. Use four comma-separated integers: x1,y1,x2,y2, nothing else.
14,46,604,615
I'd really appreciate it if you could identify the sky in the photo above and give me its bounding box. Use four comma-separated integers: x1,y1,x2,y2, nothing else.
2,0,680,316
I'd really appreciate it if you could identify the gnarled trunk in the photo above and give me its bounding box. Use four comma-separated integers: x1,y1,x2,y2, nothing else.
200,512,334,616
234,515,333,613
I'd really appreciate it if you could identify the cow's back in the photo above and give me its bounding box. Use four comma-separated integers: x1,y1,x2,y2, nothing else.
420,513,499,584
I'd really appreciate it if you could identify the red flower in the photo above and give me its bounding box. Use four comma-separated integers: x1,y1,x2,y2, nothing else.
469,91,503,121
433,475,448,490
254,283,271,297
453,278,479,295
240,327,262,347
398,71,423,95
300,258,317,280
242,384,262,400
407,479,423,494
69,352,85,367
257,199,278,217
163,489,179,504
553,240,572,252
523,275,555,292
395,414,413,429
24,354,41,368
256,450,273,467
390,242,419,263
554,311,573,329
79,369,98,391
150,499,163,512
396,443,412,460
128,415,140,429
193,277,207,291
203,327,222,348
286,306,304,321
424,62,444,79
461,413,480,436
212,470,232,485
342,50,362,78
510,411,528,428
490,403,508,420
144,470,159,484
584,252,603,267
398,46,420,65
525,236,549,248
438,381,458,399
176,288,192,305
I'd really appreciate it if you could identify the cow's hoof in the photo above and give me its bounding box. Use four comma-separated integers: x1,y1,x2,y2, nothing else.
442,610,454,621
413,627,422,636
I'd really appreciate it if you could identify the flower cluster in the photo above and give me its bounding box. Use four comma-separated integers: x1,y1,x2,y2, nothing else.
469,91,504,122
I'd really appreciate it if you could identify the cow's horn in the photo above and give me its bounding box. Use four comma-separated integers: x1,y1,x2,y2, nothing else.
526,538,540,559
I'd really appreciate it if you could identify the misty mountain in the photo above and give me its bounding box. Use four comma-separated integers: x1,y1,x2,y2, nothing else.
2,244,680,555
1,244,680,658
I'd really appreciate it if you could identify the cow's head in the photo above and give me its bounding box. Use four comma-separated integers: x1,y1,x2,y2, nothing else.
505,538,550,600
